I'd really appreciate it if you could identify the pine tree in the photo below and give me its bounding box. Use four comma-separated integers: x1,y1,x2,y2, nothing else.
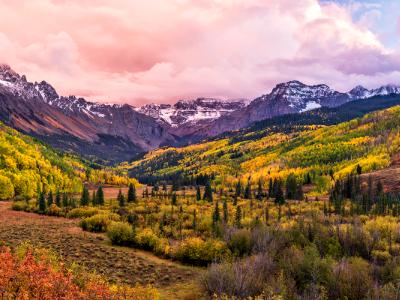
171,192,177,206
118,189,125,207
274,183,285,206
223,200,228,223
256,179,263,201
80,186,90,206
244,180,252,199
235,206,241,228
285,174,297,200
305,173,312,184
212,201,220,230
55,190,61,207
196,186,201,201
92,190,97,206
127,183,136,203
356,164,362,175
235,180,242,197
38,192,46,213
203,181,213,202
47,191,53,207
268,178,273,199
96,186,105,206
62,193,69,207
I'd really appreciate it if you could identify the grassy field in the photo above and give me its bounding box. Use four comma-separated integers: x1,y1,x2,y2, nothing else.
0,201,203,299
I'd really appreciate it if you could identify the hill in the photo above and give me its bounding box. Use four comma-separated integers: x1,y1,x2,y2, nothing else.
128,104,400,194
0,122,86,199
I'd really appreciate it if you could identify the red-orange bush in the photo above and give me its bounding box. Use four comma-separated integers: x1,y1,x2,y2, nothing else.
0,246,158,300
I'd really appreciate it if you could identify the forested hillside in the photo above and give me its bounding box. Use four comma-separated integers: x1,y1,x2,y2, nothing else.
129,105,400,195
0,122,137,200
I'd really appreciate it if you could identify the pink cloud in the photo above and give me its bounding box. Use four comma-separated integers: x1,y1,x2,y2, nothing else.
0,0,398,105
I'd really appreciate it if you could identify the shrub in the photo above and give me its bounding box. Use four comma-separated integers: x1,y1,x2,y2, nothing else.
227,229,252,257
202,254,275,298
12,200,28,211
81,214,109,232
67,207,99,219
47,204,63,216
134,228,161,251
107,221,134,245
172,237,229,265
0,245,159,299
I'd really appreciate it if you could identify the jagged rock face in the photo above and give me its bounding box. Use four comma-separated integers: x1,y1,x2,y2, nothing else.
0,65,175,163
136,98,248,127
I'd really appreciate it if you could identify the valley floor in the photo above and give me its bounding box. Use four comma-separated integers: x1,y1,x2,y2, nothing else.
0,201,204,299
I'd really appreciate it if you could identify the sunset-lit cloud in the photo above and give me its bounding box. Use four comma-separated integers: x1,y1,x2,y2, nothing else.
0,0,399,105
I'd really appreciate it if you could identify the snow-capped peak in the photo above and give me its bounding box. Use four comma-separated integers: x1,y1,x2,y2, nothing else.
136,98,249,127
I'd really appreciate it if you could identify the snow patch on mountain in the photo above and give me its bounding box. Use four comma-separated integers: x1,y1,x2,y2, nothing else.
136,98,249,127
299,101,322,112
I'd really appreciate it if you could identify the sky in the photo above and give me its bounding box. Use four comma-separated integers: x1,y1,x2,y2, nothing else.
0,0,399,105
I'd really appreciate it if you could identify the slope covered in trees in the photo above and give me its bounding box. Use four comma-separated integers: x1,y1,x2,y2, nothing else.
0,122,86,200
129,105,400,195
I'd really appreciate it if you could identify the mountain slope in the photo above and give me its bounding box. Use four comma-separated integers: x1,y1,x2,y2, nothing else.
0,122,85,199
128,104,400,195
0,65,175,163
187,81,400,139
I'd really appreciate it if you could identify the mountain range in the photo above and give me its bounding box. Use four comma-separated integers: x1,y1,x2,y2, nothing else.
0,64,399,163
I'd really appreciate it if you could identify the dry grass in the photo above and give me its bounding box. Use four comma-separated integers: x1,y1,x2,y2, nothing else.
0,201,204,299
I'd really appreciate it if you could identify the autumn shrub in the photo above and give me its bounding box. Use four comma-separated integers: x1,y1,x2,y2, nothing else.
80,213,120,233
0,245,159,300
202,253,275,298
226,229,253,257
11,200,28,211
172,237,229,265
328,257,373,300
47,203,63,216
107,221,134,245
134,228,161,251
67,207,99,219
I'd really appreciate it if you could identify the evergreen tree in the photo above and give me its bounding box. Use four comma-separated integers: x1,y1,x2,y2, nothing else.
92,190,97,206
212,201,220,226
62,193,69,207
203,181,213,202
244,180,252,199
96,186,105,206
196,186,201,201
80,186,90,206
127,183,136,203
47,191,53,207
305,173,312,184
285,174,297,200
118,189,125,207
38,192,46,213
171,192,177,206
235,180,242,197
356,164,362,175
256,179,263,201
274,183,285,206
235,206,241,228
223,200,228,223
55,190,61,207
268,178,273,199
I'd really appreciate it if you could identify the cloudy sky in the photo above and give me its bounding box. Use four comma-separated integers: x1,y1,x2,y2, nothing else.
0,0,399,105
